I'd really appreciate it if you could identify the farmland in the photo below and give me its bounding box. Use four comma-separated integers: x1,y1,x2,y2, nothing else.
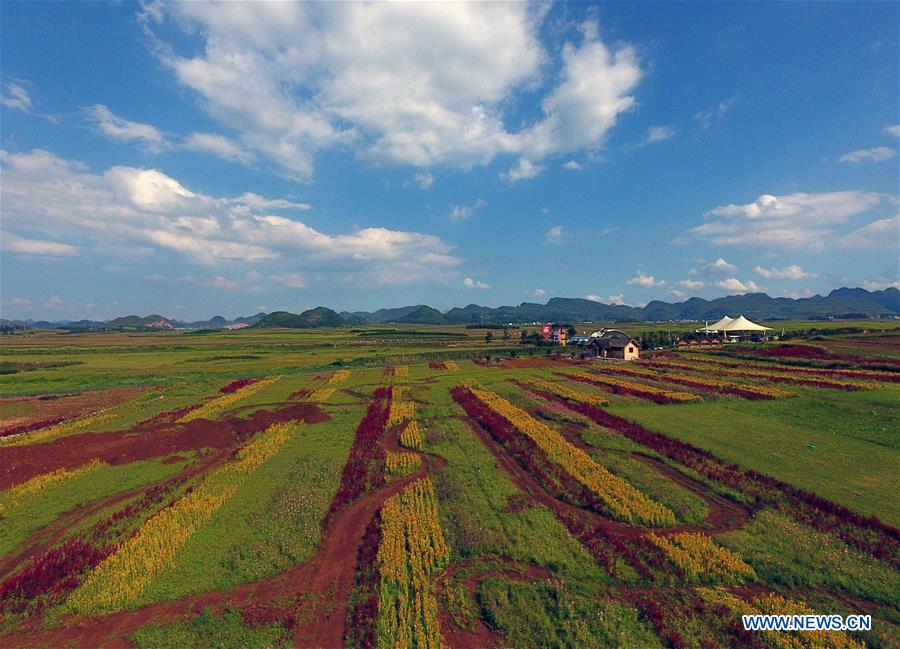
0,326,897,648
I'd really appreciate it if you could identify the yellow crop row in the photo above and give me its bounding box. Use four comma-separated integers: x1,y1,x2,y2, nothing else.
178,376,280,422
399,421,424,451
385,451,422,477
388,400,416,427
443,360,459,371
328,370,352,385
567,371,702,403
394,366,409,377
469,387,676,526
522,377,609,406
310,387,336,402
0,408,117,448
647,532,756,582
376,478,449,649
66,421,298,614
0,459,104,515
696,588,865,649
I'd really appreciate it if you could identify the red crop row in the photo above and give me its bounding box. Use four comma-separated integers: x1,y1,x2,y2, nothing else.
345,513,381,648
0,417,66,439
382,366,395,377
529,388,900,567
670,354,900,384
289,388,313,400
428,362,447,370
725,346,900,370
562,372,700,404
644,359,868,391
0,472,190,617
219,378,259,394
326,387,392,522
0,539,113,616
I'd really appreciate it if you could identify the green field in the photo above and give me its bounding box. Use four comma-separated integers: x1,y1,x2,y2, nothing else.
0,325,897,648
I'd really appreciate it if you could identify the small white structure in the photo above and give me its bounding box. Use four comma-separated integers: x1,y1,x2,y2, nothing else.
718,315,772,333
697,315,735,333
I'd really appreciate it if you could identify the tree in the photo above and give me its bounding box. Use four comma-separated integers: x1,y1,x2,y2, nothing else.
501,326,511,341
484,330,494,343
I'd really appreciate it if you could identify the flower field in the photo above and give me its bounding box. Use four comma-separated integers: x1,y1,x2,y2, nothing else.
562,370,703,404
0,327,896,648
465,386,676,525
178,376,280,422
376,477,449,649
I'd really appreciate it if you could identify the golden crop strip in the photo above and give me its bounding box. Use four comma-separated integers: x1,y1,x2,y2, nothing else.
327,370,352,385
603,364,789,399
647,358,875,390
0,408,117,448
399,421,424,451
566,371,702,403
443,360,459,371
522,377,609,406
394,366,409,377
0,459,104,515
646,532,756,582
696,588,865,649
468,387,676,526
376,478,450,649
388,400,416,427
310,387,336,402
385,451,422,477
66,421,298,614
178,376,280,422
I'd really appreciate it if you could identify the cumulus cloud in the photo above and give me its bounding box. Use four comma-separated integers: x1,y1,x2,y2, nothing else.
184,132,254,164
838,146,896,164
626,270,665,287
531,288,547,298
643,124,675,144
405,172,434,190
502,158,543,182
563,160,582,170
448,198,486,222
142,5,641,180
463,277,490,289
680,191,887,249
545,225,566,244
753,264,816,280
692,257,737,275
884,124,900,137
607,293,626,305
714,278,765,293
86,104,166,150
839,215,900,249
678,279,705,290
0,148,461,285
1,81,32,113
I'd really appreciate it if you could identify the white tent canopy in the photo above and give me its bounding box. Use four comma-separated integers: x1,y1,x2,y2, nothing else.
699,315,735,332
719,315,773,332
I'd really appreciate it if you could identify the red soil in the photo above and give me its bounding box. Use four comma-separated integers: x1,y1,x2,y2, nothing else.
0,387,148,437
0,402,329,490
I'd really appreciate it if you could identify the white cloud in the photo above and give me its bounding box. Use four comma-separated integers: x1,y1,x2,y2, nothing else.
678,279,705,290
753,264,816,280
607,293,625,305
2,82,32,113
695,97,736,130
714,278,765,293
838,146,896,164
86,104,166,150
184,132,254,164
670,289,687,299
1,232,79,257
883,124,900,137
0,148,461,285
693,257,737,275
502,158,543,182
143,5,641,180
626,270,665,287
563,160,582,170
862,277,900,291
545,225,566,244
448,198,486,222
463,277,490,289
405,172,434,190
682,191,887,249
839,215,900,249
584,294,603,302
644,124,675,144
786,288,815,299
531,288,547,298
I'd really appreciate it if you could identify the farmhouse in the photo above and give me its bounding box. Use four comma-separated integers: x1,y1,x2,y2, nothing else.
587,329,640,360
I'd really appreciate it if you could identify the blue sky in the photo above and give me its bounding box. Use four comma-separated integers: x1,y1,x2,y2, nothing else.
1,1,898,321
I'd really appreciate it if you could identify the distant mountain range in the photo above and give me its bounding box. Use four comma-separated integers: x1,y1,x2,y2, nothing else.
2,288,897,330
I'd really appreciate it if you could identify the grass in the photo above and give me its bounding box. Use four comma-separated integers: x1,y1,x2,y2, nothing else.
130,608,290,649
